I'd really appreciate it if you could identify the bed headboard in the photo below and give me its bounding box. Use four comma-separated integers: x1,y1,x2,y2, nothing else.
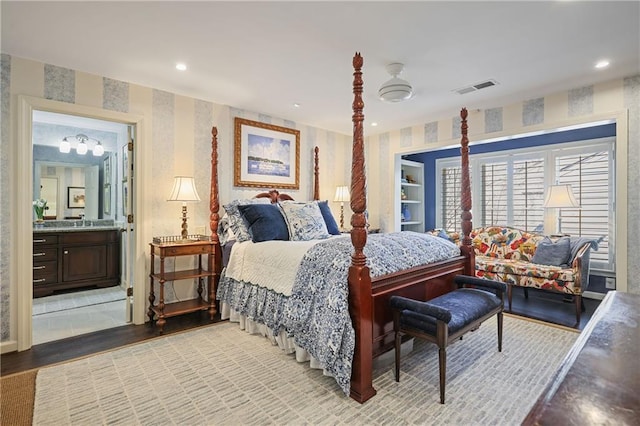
255,190,295,203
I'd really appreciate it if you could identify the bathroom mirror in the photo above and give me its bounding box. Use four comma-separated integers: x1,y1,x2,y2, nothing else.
32,110,129,223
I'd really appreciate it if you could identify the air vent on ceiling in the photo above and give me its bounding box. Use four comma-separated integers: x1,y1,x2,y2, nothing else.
454,79,498,95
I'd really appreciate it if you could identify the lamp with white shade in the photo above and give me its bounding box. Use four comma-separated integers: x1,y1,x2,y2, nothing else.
167,176,201,241
543,184,580,234
334,185,350,231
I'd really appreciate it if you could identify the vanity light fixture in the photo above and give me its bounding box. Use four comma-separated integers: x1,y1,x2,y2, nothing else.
595,60,610,69
59,138,71,153
59,134,105,156
92,141,105,156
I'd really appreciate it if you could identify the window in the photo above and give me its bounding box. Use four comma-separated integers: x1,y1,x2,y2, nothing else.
437,138,614,271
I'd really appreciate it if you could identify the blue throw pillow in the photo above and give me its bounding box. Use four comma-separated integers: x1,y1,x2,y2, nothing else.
237,203,289,243
531,237,571,267
318,200,341,235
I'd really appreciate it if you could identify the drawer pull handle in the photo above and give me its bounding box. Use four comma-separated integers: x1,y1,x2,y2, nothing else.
33,278,46,283
33,252,46,257
33,265,46,270
34,239,47,243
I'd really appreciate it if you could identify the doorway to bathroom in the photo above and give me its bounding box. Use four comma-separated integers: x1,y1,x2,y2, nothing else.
31,110,135,344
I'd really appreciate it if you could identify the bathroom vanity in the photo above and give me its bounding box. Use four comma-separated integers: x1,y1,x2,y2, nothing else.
33,224,121,297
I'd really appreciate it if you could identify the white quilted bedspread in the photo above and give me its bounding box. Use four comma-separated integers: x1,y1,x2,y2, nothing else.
224,238,330,296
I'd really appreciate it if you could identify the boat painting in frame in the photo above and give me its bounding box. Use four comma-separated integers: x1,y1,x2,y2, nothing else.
234,117,300,189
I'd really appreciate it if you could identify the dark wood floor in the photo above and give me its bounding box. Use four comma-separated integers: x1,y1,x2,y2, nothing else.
1,290,603,377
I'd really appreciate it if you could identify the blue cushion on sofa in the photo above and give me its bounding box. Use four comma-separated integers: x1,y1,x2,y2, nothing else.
531,236,571,267
238,203,289,242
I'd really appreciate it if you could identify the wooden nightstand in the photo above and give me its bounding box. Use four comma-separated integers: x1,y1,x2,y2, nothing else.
148,240,217,334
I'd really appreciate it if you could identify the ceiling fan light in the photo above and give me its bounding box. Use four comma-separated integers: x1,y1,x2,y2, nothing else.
378,62,413,102
378,77,413,102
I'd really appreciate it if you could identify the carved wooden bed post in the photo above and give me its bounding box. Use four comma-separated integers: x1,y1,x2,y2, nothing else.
313,146,320,200
209,126,222,318
458,108,475,275
348,52,376,403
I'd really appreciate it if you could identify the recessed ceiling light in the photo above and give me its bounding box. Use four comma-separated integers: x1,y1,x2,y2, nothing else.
293,103,301,108
595,60,610,69
176,63,187,71
371,122,378,127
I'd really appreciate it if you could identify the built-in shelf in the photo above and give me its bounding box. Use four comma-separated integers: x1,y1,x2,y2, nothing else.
399,159,424,233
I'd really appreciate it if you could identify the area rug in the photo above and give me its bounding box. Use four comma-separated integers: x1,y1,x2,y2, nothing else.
32,287,126,315
33,315,577,425
1,370,38,426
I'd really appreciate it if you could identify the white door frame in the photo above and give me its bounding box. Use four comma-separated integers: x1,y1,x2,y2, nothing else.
13,95,151,351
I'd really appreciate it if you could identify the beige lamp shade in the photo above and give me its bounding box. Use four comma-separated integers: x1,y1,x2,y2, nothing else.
334,185,350,203
167,176,201,202
167,176,201,240
543,184,579,208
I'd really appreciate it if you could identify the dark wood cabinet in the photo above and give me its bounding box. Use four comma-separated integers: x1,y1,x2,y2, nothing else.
33,230,120,297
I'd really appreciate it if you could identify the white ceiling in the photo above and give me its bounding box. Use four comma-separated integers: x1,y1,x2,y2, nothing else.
2,1,639,135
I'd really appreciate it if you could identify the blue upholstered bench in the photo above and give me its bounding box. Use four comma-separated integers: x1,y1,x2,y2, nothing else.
390,275,506,404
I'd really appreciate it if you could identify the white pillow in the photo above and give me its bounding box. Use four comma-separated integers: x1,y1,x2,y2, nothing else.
279,200,330,241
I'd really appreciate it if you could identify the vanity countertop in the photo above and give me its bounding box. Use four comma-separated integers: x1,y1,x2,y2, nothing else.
34,226,123,233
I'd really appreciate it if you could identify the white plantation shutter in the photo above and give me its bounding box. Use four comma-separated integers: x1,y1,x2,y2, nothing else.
555,150,612,269
441,166,462,231
480,162,508,227
511,159,545,231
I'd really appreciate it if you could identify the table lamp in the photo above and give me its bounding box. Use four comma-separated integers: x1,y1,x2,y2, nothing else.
334,185,350,231
167,176,201,241
543,184,579,234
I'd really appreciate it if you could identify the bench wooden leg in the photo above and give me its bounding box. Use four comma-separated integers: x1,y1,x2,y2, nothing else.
438,346,446,404
497,311,503,352
575,295,582,325
437,321,448,404
394,311,401,382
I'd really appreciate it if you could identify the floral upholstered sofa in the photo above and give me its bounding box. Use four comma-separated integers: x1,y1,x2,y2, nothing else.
430,226,597,324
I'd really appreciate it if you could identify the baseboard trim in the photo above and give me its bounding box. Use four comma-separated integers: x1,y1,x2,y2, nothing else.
1,340,18,354
583,291,606,300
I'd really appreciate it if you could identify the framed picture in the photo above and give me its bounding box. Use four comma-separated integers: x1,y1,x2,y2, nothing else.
67,186,85,209
103,156,111,184
122,144,129,181
122,181,128,216
234,117,300,189
103,184,111,215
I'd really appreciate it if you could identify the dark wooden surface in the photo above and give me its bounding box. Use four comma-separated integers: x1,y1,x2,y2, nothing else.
33,230,120,297
523,291,640,425
1,311,223,376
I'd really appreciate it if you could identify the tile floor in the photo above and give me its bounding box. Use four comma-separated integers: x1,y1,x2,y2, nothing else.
32,287,129,345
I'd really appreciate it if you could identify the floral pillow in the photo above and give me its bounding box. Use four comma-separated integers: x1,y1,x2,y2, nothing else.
222,198,271,243
279,200,330,241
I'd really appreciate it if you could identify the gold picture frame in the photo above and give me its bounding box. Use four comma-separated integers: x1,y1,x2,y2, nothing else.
234,117,300,189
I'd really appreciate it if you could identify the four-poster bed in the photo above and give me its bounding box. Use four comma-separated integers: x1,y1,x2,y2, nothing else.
207,53,474,403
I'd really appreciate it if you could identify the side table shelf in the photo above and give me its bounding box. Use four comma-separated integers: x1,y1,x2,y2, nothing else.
148,240,218,334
